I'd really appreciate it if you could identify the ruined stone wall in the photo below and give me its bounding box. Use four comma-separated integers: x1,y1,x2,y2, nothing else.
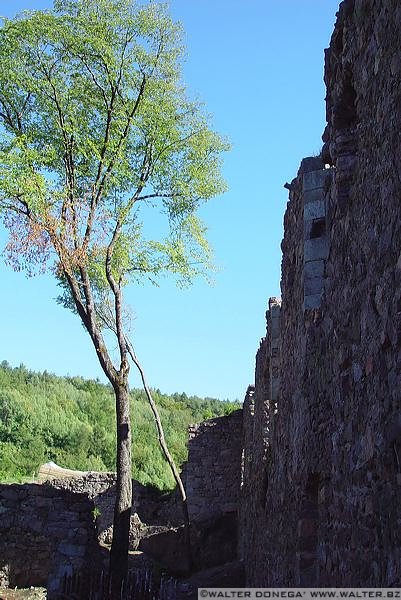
49,472,182,545
241,0,401,586
0,417,245,595
240,297,281,565
0,483,100,596
133,410,245,573
184,410,243,523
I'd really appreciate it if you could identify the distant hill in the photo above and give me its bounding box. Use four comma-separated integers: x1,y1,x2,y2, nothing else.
0,361,240,490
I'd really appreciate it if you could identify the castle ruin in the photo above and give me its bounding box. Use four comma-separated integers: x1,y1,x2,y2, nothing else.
1,0,401,593
239,0,401,585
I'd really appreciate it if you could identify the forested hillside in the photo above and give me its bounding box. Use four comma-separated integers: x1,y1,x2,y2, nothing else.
0,361,240,490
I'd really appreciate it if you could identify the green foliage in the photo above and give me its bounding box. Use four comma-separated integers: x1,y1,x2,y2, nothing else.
0,0,229,294
92,506,102,522
0,361,240,489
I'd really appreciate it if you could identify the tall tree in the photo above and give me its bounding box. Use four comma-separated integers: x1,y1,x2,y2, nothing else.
0,0,228,593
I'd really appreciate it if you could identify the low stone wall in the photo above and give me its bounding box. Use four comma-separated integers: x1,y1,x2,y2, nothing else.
0,482,100,596
47,472,183,547
0,414,244,591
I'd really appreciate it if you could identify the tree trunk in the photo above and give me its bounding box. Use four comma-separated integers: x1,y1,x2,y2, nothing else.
109,380,132,597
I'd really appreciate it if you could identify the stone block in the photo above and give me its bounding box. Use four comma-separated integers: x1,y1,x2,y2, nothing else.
56,510,81,522
304,294,322,310
27,484,48,496
304,276,323,296
0,488,21,501
46,524,68,537
58,542,86,557
304,237,328,261
304,260,325,278
302,170,327,192
304,199,326,220
269,307,281,322
336,154,357,170
270,317,280,338
303,188,324,204
271,379,280,402
67,529,88,544
304,220,313,240
0,514,14,529
28,518,44,533
34,496,52,508
300,156,324,172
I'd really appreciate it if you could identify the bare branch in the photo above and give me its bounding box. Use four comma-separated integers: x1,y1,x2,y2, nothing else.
0,198,32,218
136,192,183,202
124,335,192,565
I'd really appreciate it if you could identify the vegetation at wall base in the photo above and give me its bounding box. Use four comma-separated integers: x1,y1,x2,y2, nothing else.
0,361,240,490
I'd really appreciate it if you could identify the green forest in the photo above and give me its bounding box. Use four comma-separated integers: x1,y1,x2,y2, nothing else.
0,361,240,490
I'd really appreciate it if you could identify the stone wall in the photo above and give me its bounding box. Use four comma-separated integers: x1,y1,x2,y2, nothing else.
0,483,100,596
184,410,243,523
239,298,280,565
48,472,182,545
133,411,244,574
0,414,245,594
240,0,401,586
0,472,186,594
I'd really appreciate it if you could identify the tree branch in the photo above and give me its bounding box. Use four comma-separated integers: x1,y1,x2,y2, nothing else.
153,129,204,166
125,337,189,504
124,336,192,564
136,192,183,202
0,93,25,133
79,264,120,383
83,73,147,250
37,59,75,230
104,221,130,374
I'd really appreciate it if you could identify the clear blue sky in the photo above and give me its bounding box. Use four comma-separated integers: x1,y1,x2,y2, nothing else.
0,0,340,401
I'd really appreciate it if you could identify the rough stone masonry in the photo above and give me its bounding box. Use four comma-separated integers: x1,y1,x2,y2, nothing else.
240,0,401,586
1,0,401,592
0,482,101,595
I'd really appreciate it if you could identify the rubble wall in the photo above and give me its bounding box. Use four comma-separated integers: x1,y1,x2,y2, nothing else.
184,410,243,523
0,483,100,596
240,0,401,586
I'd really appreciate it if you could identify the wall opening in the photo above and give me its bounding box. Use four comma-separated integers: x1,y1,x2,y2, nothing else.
334,67,357,130
310,218,326,239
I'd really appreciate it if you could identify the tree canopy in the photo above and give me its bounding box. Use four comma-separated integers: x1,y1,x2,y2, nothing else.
0,0,228,293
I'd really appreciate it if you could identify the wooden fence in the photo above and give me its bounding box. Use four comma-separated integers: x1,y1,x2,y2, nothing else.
58,566,181,599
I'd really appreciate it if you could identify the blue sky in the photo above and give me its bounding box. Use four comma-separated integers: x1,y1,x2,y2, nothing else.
0,1,340,401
